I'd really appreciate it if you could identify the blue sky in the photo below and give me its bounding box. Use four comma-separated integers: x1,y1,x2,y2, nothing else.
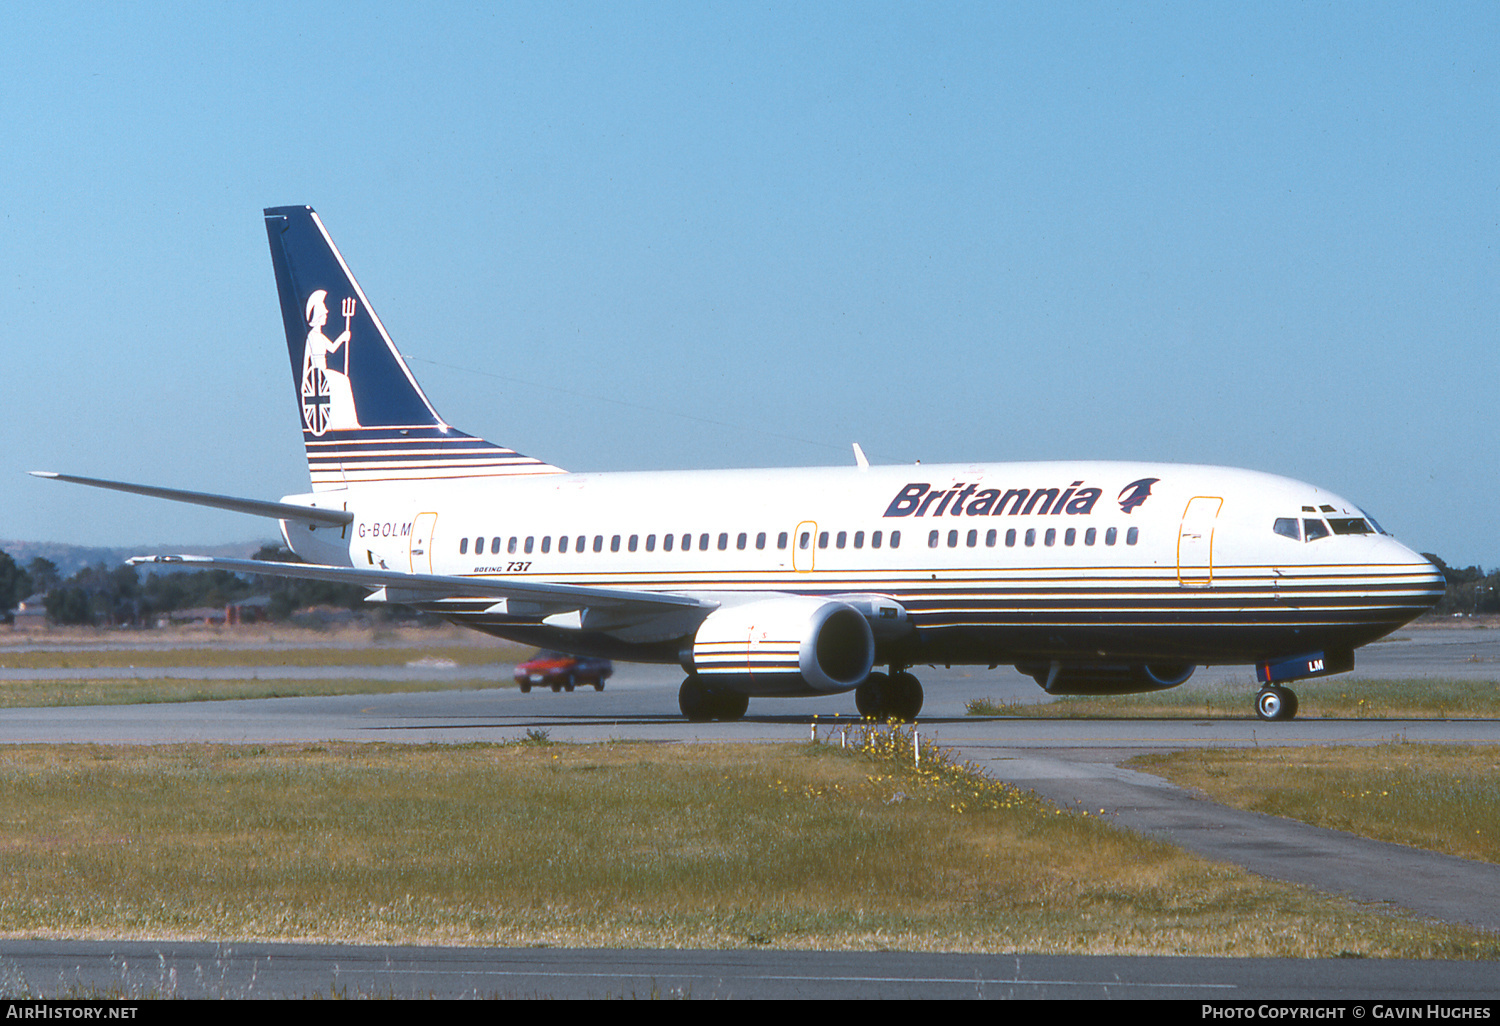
3,2,1496,566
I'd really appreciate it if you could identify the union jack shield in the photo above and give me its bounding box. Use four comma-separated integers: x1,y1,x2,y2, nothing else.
301,365,332,436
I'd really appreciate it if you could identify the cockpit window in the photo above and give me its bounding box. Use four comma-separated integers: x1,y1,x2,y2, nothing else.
1328,518,1373,535
1303,518,1331,542
1274,518,1301,541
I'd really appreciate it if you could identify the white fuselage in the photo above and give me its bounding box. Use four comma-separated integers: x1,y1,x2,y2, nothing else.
284,459,1442,670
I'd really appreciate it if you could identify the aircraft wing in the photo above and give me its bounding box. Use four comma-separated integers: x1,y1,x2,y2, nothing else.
127,555,716,636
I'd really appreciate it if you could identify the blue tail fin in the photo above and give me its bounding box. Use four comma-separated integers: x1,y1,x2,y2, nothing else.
264,206,564,490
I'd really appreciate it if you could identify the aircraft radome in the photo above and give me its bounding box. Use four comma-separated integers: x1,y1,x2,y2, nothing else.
34,206,1445,722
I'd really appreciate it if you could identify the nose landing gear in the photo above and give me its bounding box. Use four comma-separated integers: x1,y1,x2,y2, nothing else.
1255,685,1299,721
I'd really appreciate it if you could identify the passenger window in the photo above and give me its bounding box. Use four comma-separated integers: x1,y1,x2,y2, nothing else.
928,530,939,548
948,530,959,548
475,536,484,553
853,531,864,549
681,533,691,551
628,535,638,552
755,532,765,550
1304,519,1330,542
1084,528,1095,546
1274,518,1301,541
836,531,846,549
986,529,996,547
1025,529,1036,547
576,535,586,553
872,531,882,548
540,537,550,554
459,538,469,555
718,533,728,551
646,534,655,552
559,536,569,553
818,532,829,549
890,531,901,548
777,532,787,549
494,538,505,555
699,533,710,550
524,536,534,554
1126,527,1139,545
1105,528,1117,545
966,529,977,547
1005,529,1016,547
611,535,621,553
593,536,604,553
663,533,673,551
1065,528,1076,546
799,532,810,550
1044,528,1056,547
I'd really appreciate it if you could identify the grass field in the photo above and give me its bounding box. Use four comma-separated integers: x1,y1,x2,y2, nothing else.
1130,742,1500,865
0,676,505,709
966,677,1500,719
0,732,1494,959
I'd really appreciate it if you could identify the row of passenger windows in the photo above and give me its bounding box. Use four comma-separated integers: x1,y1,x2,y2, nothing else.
457,525,1141,556
930,526,1138,548
459,529,907,556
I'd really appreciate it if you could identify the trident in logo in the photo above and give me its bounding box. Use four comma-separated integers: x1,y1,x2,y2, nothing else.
301,291,360,435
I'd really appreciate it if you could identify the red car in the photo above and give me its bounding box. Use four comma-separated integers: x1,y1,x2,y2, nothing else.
513,651,614,693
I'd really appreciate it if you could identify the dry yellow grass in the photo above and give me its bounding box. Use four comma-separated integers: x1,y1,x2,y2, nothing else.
0,738,1493,958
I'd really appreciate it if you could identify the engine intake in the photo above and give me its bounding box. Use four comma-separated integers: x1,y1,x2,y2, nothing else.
1017,661,1196,696
686,597,875,696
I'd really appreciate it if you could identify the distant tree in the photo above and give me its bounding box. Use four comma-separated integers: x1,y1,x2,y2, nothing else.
1422,553,1500,616
24,557,59,596
44,563,144,626
0,551,32,622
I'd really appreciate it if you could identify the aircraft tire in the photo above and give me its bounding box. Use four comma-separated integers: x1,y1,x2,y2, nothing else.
679,676,715,721
855,672,891,718
887,671,924,722
1255,686,1297,721
716,690,749,721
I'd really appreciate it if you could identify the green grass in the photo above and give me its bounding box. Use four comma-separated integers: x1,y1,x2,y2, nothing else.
0,734,1494,958
1129,743,1500,865
967,677,1500,719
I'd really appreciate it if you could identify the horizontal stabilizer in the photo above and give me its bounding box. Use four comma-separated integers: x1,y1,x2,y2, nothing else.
30,472,353,527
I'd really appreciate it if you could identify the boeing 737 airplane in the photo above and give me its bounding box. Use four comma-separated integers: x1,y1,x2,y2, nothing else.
35,206,1445,721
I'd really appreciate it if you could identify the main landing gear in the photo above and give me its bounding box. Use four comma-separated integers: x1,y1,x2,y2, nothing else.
678,675,750,722
1255,685,1299,722
855,668,924,722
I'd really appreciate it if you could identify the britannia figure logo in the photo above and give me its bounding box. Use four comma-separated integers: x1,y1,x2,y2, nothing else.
1117,477,1159,514
301,289,360,435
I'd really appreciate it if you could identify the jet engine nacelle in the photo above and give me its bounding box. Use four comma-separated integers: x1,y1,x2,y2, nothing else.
684,597,876,697
1018,661,1196,696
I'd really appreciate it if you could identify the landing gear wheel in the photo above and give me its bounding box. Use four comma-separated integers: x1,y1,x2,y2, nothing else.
1255,686,1298,721
678,676,748,722
887,671,924,722
855,670,923,722
855,672,890,718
